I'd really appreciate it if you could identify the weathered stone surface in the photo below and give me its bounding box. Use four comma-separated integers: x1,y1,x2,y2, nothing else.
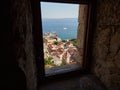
96,0,120,25
39,75,105,90
5,0,120,90
10,0,37,90
77,5,88,64
92,0,120,90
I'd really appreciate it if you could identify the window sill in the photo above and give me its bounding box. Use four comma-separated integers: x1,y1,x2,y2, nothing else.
45,63,82,76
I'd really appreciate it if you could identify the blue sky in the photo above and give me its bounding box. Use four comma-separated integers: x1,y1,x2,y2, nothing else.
40,2,79,19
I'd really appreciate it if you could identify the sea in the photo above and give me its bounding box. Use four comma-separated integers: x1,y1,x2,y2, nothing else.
42,18,78,40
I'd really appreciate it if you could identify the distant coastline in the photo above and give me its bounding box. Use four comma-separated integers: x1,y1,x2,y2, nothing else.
42,18,78,40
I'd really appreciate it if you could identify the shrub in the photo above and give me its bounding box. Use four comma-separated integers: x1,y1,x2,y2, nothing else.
54,41,58,45
62,40,66,42
70,39,77,46
44,57,53,65
61,61,66,66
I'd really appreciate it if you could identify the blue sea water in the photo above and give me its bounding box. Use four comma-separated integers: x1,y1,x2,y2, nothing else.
42,18,78,40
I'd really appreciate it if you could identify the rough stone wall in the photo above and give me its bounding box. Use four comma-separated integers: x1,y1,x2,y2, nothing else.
92,0,120,90
10,0,37,90
77,5,88,64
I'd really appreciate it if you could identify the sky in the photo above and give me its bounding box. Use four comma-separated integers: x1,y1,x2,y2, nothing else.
40,2,79,19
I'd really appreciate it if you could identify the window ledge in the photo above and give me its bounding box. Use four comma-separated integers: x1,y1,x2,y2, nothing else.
45,64,82,76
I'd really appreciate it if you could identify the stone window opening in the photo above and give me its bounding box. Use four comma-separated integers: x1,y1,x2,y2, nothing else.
32,0,93,81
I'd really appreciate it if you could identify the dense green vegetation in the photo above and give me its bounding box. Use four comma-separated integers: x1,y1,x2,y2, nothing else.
61,61,66,66
69,39,77,46
62,40,67,42
44,57,67,69
44,57,53,65
54,41,59,45
44,57,55,69
62,39,77,46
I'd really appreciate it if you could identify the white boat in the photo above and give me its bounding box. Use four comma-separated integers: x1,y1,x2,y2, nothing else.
63,27,67,30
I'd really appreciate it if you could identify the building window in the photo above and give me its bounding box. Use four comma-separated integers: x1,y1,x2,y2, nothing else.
33,0,93,78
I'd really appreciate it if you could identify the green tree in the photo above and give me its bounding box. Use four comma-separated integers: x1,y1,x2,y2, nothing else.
61,61,66,66
62,40,67,42
54,41,58,45
70,39,77,46
44,57,53,65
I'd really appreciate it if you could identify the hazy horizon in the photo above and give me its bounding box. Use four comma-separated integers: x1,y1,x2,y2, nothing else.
41,2,79,19
42,17,78,19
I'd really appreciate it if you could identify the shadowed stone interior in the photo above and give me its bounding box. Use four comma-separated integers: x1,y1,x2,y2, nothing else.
39,75,106,90
1,0,120,90
91,0,120,90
